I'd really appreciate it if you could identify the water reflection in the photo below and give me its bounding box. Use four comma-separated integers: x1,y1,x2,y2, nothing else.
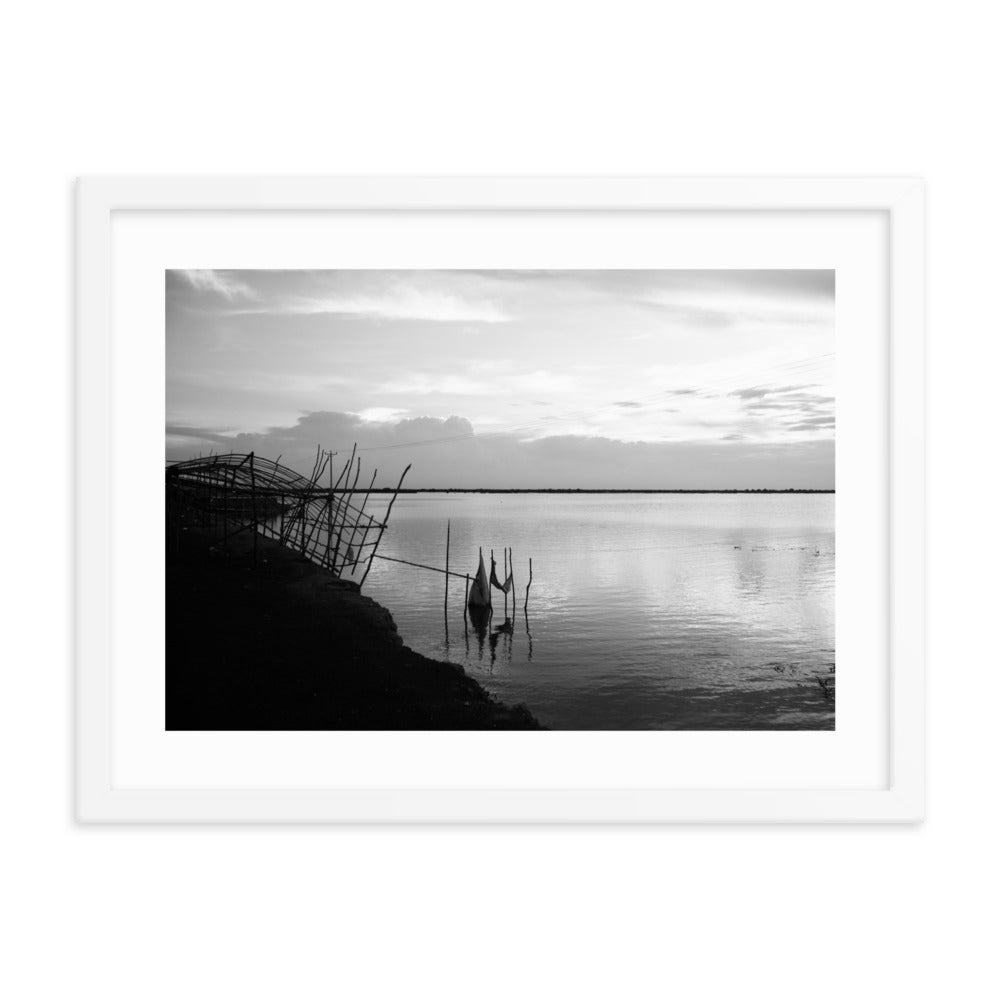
467,604,491,663
360,493,835,730
464,607,521,672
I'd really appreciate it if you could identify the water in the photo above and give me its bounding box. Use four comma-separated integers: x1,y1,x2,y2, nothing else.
354,493,835,730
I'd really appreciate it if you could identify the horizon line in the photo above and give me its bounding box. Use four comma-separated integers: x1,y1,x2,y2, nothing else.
364,487,835,494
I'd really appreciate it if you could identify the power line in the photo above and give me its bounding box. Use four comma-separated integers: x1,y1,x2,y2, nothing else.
349,430,478,453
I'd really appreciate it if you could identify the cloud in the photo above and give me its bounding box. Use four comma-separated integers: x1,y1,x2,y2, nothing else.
166,269,835,484
240,287,511,324
187,411,477,471
508,370,578,393
353,407,409,423
634,300,735,328
166,410,835,490
745,400,796,412
604,271,835,328
731,384,816,402
166,423,238,446
379,373,501,396
499,269,835,305
380,368,577,398
781,392,834,405
177,269,256,301
739,389,836,425
625,269,835,302
788,416,836,431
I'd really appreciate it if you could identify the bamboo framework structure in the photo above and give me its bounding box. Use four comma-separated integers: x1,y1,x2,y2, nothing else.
166,449,409,585
167,450,535,662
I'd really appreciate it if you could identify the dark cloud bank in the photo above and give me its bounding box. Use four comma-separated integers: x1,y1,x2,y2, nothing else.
168,411,834,490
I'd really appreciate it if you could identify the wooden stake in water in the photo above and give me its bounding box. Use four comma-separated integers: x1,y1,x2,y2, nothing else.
503,546,508,618
511,546,516,622
359,463,411,589
444,519,451,619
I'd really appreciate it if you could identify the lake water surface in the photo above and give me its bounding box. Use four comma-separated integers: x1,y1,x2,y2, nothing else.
354,493,834,730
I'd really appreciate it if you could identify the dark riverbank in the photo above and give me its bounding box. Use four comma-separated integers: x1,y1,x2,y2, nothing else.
166,521,542,730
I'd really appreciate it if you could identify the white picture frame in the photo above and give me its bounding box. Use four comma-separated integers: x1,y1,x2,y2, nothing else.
77,176,924,823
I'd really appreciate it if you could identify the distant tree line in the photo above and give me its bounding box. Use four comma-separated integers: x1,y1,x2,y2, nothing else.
360,487,836,494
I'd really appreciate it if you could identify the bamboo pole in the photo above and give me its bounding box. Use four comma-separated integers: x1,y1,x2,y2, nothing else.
443,525,451,646
444,519,451,619
249,451,257,567
285,447,334,548
464,573,470,647
511,546,516,621
299,450,336,557
301,448,340,556
222,466,230,550
350,507,378,575
332,452,363,575
324,455,334,570
503,546,508,618
166,450,420,582
359,463,411,588
370,553,466,578
329,454,346,572
346,467,378,573
526,557,533,610
329,451,355,528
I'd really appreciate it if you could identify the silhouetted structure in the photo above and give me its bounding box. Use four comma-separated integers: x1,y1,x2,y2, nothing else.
166,448,409,585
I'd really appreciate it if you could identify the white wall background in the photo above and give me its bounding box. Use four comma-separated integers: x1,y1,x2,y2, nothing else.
1,2,995,997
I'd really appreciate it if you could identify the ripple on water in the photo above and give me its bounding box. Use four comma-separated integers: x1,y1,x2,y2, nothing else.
359,493,835,730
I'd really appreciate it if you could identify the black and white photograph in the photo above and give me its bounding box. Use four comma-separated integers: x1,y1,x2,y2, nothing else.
21,0,994,992
166,268,835,731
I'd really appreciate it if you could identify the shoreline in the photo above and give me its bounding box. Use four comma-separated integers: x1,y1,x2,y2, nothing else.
166,521,542,730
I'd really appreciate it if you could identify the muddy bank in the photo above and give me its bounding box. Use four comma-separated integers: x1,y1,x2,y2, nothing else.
166,522,542,730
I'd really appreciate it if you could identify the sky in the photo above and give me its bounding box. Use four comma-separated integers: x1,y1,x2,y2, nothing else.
166,269,835,489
